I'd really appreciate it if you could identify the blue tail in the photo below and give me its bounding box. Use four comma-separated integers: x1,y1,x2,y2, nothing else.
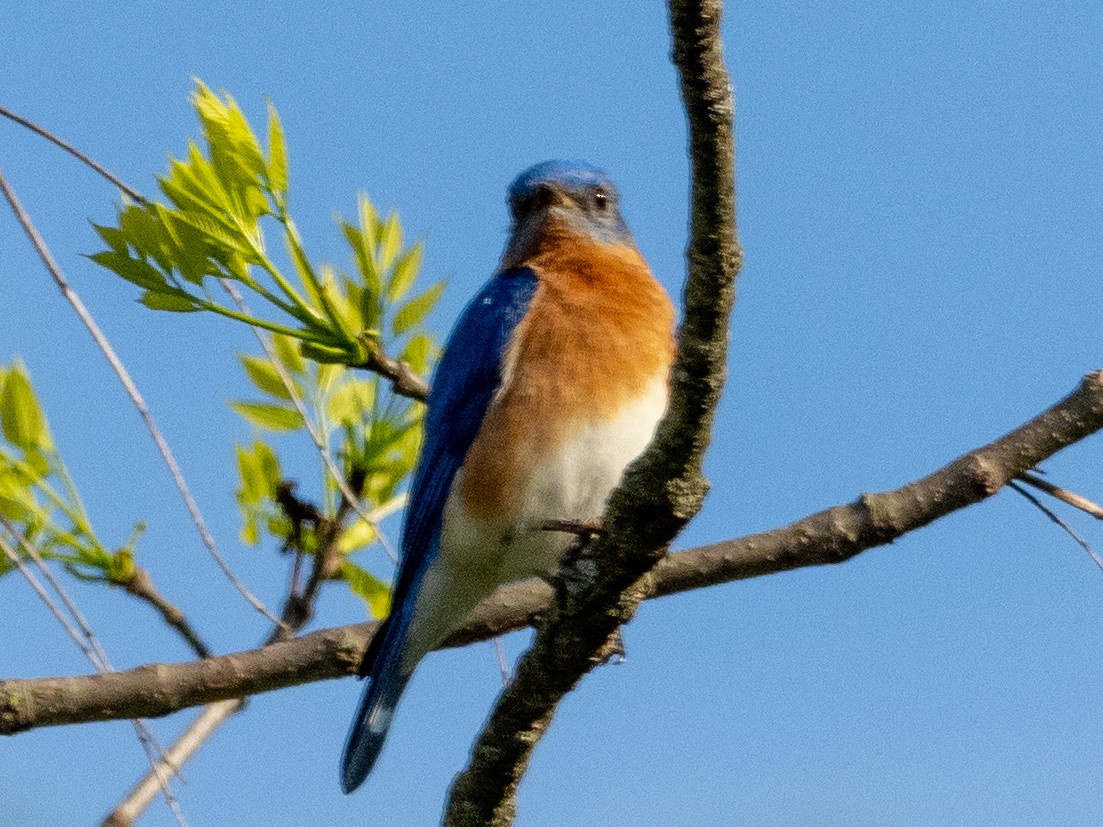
341,617,413,793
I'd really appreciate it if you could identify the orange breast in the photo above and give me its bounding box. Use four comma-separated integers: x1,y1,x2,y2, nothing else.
458,223,676,519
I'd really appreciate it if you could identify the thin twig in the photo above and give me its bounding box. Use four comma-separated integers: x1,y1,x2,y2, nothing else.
493,639,510,687
0,167,283,629
102,700,239,827
103,493,351,824
352,344,429,403
1009,481,1103,574
0,532,188,826
1017,471,1103,520
0,516,113,670
122,565,213,659
0,533,106,669
0,105,147,203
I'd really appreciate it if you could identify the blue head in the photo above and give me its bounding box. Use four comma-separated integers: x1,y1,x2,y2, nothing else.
504,160,635,260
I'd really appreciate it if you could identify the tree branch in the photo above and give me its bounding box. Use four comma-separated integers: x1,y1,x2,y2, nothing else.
99,486,354,825
443,1,740,821
121,565,213,660
351,341,430,403
2,368,1103,736
4,370,1101,737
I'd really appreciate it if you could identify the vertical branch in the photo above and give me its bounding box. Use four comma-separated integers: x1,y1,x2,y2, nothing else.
443,1,741,824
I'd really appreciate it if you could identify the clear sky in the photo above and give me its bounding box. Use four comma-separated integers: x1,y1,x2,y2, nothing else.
2,3,1102,825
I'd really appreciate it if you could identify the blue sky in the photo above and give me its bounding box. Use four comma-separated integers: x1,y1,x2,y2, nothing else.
2,2,1102,825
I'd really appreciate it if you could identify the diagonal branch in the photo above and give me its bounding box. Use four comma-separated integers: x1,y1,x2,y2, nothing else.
4,370,1101,737
443,1,740,822
1016,471,1103,520
1009,481,1103,574
349,343,429,403
0,167,283,628
0,531,188,825
100,488,354,825
0,105,147,204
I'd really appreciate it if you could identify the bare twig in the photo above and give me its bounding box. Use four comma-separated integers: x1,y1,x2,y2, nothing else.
492,639,510,687
0,517,112,670
0,105,146,203
122,565,213,660
0,532,188,826
0,533,108,670
1017,471,1103,520
102,492,353,824
0,168,282,629
1009,481,1103,574
8,371,1101,736
102,700,240,827
351,342,429,403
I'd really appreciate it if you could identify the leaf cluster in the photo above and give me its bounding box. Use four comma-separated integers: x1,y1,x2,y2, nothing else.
0,362,143,585
89,81,444,374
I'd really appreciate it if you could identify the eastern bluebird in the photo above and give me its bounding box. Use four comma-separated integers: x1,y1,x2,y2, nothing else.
341,160,675,793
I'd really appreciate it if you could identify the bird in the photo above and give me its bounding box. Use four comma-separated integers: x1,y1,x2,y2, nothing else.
341,160,675,793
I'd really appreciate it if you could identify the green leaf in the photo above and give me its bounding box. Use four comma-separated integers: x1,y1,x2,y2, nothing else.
235,439,282,545
266,101,288,196
254,439,282,492
168,207,254,258
328,379,375,426
240,354,296,400
319,264,359,340
386,240,422,304
316,362,343,395
401,333,436,376
300,341,353,365
0,469,35,520
1,368,50,451
392,280,444,336
337,518,377,554
340,560,391,618
234,441,280,505
240,516,259,546
139,291,200,312
236,446,260,496
191,79,267,184
341,219,373,287
21,447,51,481
358,194,380,253
119,203,171,259
272,334,307,375
88,251,169,292
230,401,302,432
91,222,128,253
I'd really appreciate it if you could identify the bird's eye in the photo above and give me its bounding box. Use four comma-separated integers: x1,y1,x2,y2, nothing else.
593,188,609,211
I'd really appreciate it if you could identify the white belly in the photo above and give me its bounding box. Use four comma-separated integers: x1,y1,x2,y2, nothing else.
402,379,667,668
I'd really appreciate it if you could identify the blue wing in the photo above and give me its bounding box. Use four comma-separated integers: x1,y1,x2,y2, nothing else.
341,267,539,793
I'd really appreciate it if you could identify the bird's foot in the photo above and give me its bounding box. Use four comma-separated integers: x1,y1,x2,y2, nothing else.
596,628,627,666
541,518,603,542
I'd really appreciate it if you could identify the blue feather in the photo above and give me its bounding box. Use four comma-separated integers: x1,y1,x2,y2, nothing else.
341,267,539,793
